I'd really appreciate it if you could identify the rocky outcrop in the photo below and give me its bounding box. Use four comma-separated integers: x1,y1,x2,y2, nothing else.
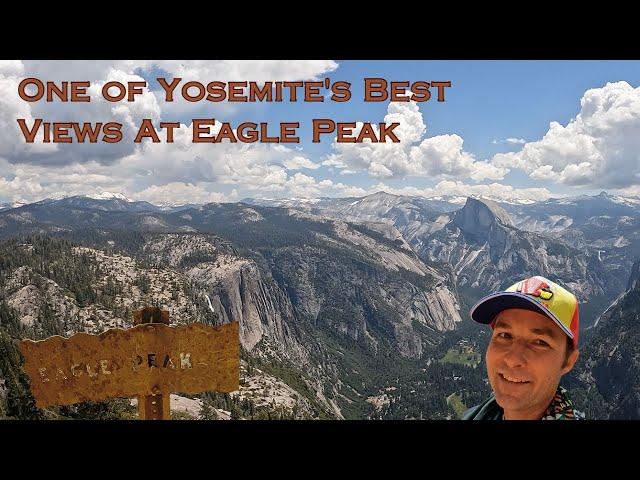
267,236,461,359
411,285,461,332
5,266,82,334
421,198,625,308
453,197,514,234
572,264,640,419
186,257,298,354
628,259,640,291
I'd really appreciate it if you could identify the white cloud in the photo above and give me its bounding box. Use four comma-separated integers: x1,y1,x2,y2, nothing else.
283,155,320,170
0,158,135,202
4,63,161,166
410,134,507,181
0,175,45,202
0,61,57,157
0,60,340,203
0,61,24,77
116,121,326,193
147,60,339,119
492,137,526,145
132,182,230,205
5,60,338,166
324,101,507,181
492,81,640,188
150,60,338,83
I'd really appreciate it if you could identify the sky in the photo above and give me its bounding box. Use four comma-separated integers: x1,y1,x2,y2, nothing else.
2,60,640,205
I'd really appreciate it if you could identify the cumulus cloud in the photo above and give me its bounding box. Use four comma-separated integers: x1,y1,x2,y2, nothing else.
283,155,320,170
0,116,344,204
0,175,45,202
5,60,337,167
611,184,640,197
13,61,637,206
150,60,338,83
492,81,640,188
147,60,339,118
492,137,526,145
245,178,557,204
409,134,507,181
116,121,322,191
248,174,369,199
4,62,161,167
0,60,340,203
0,158,135,203
323,101,507,181
0,61,57,158
131,182,231,205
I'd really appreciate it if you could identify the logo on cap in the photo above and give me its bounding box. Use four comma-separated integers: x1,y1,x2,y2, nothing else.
514,277,554,301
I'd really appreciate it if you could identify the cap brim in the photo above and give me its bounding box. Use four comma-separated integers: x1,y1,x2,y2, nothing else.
470,292,574,339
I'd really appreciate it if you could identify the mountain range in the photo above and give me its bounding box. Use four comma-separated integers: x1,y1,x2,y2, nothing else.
0,190,638,419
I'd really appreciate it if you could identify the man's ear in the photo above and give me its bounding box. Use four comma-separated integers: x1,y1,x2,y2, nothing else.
561,348,579,374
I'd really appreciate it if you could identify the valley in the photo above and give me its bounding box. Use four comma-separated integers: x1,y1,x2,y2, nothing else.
0,189,638,419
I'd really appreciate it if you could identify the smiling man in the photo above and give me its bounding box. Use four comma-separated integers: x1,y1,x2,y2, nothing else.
463,276,584,420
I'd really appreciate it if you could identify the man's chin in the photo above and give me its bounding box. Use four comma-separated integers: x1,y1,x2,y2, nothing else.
494,390,531,411
492,379,535,410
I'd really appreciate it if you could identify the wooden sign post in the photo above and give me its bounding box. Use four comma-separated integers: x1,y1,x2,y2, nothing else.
19,307,239,420
133,307,171,420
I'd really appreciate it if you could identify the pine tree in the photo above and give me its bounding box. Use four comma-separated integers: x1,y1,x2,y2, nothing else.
199,401,219,420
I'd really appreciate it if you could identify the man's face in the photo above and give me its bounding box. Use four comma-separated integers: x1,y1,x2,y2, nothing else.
485,308,579,419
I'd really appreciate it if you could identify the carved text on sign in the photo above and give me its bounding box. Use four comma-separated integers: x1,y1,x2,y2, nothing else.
36,351,197,383
20,322,239,408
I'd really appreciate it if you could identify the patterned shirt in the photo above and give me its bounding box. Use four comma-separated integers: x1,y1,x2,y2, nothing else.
540,385,585,420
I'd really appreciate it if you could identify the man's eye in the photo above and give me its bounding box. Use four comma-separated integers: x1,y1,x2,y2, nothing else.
496,332,511,339
534,339,550,347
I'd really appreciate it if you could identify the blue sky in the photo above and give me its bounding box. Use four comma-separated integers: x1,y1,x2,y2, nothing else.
2,60,640,204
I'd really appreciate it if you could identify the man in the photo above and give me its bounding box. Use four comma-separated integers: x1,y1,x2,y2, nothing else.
463,276,584,420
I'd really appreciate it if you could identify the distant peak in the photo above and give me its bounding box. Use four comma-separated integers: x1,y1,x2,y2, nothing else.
374,190,396,196
453,196,514,234
84,192,131,202
365,191,400,199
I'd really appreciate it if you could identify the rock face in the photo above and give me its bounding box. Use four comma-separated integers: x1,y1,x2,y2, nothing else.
501,192,640,286
418,198,624,320
413,285,462,332
234,362,317,418
453,197,514,235
571,261,640,419
141,233,308,363
258,215,461,359
248,194,627,326
187,258,298,354
628,260,640,291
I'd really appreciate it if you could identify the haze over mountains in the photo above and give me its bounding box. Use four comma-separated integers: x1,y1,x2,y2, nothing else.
1,190,639,419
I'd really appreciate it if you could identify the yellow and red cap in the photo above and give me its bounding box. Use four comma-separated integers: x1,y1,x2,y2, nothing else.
470,276,580,349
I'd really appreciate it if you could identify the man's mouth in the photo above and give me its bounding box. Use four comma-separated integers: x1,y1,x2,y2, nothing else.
499,373,531,384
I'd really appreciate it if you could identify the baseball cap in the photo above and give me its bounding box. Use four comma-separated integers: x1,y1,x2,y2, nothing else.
470,276,580,349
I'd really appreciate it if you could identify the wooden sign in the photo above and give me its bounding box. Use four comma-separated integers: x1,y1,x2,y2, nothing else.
19,320,239,410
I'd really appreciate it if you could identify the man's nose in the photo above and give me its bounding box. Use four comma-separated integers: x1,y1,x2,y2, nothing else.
503,342,527,368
